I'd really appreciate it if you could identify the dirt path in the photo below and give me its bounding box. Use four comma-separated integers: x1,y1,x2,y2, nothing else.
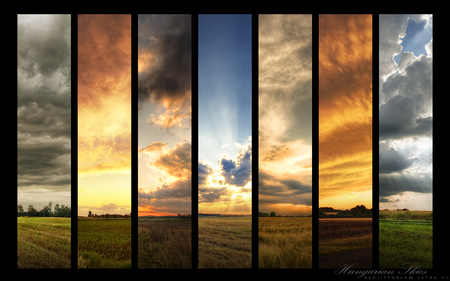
319,247,372,269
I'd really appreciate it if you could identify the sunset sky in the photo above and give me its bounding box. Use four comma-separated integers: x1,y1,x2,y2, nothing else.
259,14,312,216
18,14,71,211
137,14,191,216
78,14,131,217
319,14,373,210
198,14,252,214
379,15,432,211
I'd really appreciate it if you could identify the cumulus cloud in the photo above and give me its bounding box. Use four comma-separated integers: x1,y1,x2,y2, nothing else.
220,139,252,187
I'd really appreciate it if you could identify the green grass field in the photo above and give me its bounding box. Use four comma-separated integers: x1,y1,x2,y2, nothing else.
379,211,432,268
78,218,131,268
259,217,312,268
138,218,191,268
17,217,71,268
198,216,251,268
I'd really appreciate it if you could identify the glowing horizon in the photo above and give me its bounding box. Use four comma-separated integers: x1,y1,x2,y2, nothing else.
77,14,131,217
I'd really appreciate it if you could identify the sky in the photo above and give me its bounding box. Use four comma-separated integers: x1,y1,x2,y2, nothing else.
318,14,373,210
137,14,192,217
198,14,252,214
78,15,131,217
17,15,71,211
379,15,432,211
258,15,312,216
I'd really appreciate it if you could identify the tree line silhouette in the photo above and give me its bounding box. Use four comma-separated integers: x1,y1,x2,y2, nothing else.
17,202,71,217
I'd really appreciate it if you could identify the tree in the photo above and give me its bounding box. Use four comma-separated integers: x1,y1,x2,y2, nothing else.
18,205,24,213
48,202,53,214
54,204,60,215
88,211,92,218
40,205,51,217
270,211,276,217
28,205,38,217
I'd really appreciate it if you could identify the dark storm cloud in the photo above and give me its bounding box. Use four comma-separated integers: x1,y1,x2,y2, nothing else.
17,15,71,194
138,15,191,108
220,143,252,187
379,142,418,174
379,172,432,198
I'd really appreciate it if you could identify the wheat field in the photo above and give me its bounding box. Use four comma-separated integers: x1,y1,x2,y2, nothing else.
259,217,312,268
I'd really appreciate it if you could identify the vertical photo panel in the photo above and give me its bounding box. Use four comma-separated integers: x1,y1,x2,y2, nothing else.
318,14,373,268
378,14,433,269
77,14,132,268
198,14,252,268
258,14,312,269
17,14,72,269
137,14,192,268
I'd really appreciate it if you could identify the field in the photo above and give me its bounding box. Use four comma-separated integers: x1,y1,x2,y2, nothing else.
259,217,311,268
319,218,372,258
379,210,432,268
198,216,252,268
78,218,131,268
138,217,191,268
17,217,71,268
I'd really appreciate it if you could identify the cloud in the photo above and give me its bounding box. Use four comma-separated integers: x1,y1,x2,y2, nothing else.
379,55,432,140
220,140,252,187
17,15,71,207
138,177,191,215
138,15,191,109
147,107,190,129
153,142,191,179
198,162,213,185
259,171,312,207
379,142,418,174
77,15,131,176
139,142,167,153
379,173,432,198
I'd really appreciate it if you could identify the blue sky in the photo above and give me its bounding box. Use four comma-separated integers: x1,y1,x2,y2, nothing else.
198,14,252,168
394,17,432,64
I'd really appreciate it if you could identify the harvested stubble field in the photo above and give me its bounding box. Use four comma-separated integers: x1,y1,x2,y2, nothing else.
259,217,312,268
198,216,252,268
17,217,71,268
138,218,191,268
78,218,131,268
319,218,372,257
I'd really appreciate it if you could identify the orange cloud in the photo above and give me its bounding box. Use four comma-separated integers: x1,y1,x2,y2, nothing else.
318,15,372,209
78,15,131,176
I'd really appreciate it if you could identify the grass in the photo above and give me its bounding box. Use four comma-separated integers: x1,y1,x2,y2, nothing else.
138,218,191,268
17,217,71,268
78,218,131,268
198,216,252,268
379,211,432,268
258,217,311,268
319,218,372,257
379,210,432,222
